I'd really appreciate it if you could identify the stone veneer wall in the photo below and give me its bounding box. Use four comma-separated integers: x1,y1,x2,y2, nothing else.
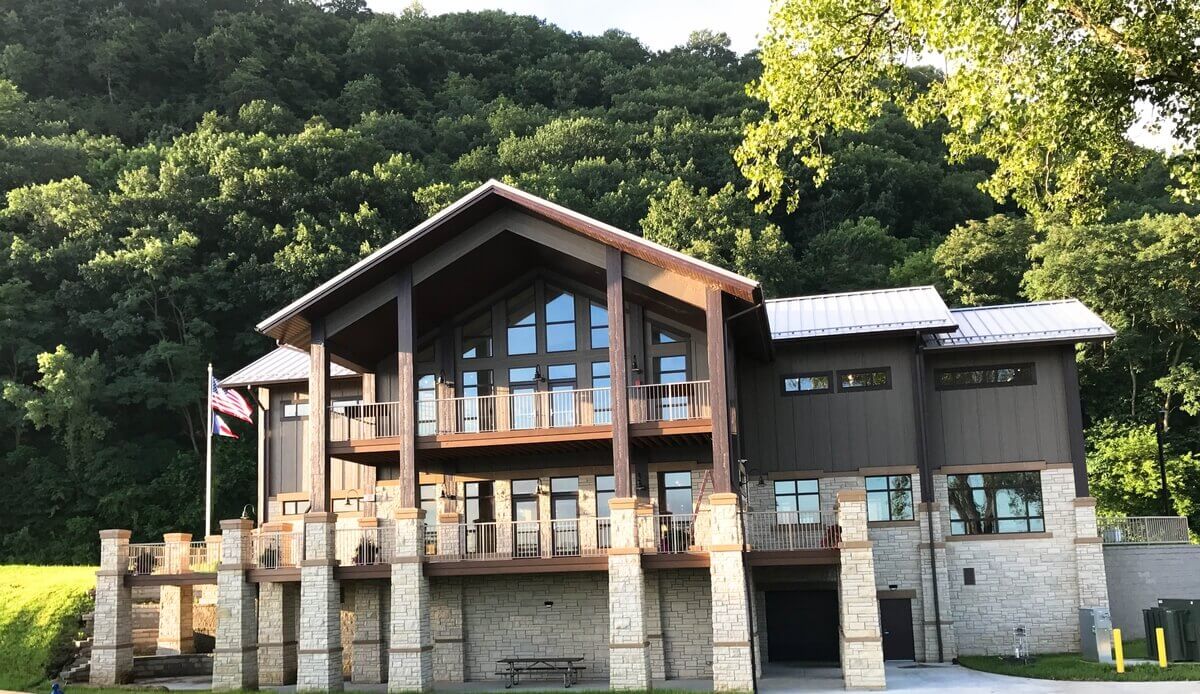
937,468,1083,655
657,568,713,679
458,573,610,681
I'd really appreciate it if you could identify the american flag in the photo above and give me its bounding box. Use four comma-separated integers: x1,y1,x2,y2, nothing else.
211,377,253,423
212,412,238,439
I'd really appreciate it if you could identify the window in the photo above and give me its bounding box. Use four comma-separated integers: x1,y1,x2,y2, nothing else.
948,471,1044,536
866,475,914,522
512,478,540,557
837,367,891,392
282,399,310,419
656,355,687,383
545,287,576,352
459,370,494,433
417,374,437,436
281,499,310,516
935,363,1036,390
420,484,438,554
590,302,608,349
464,481,494,555
507,288,537,355
592,361,612,425
461,311,492,360
652,326,684,344
774,479,819,522
550,477,579,555
659,471,693,515
509,367,539,430
548,364,577,427
782,372,832,395
330,397,361,413
595,474,615,549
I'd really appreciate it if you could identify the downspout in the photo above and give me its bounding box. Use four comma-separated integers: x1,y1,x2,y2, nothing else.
726,301,759,692
912,338,945,662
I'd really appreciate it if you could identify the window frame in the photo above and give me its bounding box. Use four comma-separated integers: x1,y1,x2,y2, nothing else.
780,371,833,396
836,366,893,393
543,286,577,353
947,471,1045,536
865,474,915,522
772,478,820,523
934,363,1037,391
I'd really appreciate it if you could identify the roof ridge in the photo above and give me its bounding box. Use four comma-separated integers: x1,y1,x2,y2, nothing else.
765,285,938,303
949,299,1079,312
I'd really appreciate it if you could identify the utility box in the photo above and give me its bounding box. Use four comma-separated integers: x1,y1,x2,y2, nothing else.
1157,599,1200,661
1080,608,1113,663
1144,607,1198,662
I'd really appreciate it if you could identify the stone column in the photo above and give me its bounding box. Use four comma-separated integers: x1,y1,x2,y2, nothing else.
836,490,885,690
214,519,258,690
91,529,133,685
1074,498,1110,608
437,511,461,560
299,512,343,691
917,501,958,661
708,493,753,692
432,577,465,682
389,508,433,692
258,581,299,685
157,532,194,655
352,580,387,684
608,498,651,691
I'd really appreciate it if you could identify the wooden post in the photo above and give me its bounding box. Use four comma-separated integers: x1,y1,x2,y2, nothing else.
606,247,632,498
395,268,417,510
706,287,732,494
308,318,331,514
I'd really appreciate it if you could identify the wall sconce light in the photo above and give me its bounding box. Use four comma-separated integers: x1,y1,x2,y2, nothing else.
438,370,455,387
534,366,546,383
439,489,458,501
631,356,642,377
544,601,554,609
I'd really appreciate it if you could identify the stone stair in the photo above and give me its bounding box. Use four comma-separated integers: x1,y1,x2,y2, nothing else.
59,610,93,683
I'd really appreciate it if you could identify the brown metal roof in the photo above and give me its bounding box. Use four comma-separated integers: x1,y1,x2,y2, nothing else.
923,300,1115,350
221,346,357,388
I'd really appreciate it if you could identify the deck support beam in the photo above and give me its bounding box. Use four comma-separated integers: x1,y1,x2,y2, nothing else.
606,248,632,497
706,288,732,493
395,268,417,510
308,318,331,513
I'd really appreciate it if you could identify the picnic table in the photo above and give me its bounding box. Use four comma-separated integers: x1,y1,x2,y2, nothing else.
495,656,585,688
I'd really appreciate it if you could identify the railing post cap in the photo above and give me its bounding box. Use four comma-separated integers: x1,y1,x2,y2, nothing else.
393,507,425,520
303,511,338,524
99,529,132,540
219,518,254,531
163,532,193,543
205,534,223,544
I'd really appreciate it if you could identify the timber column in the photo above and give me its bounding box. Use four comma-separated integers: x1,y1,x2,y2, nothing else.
708,493,753,691
1073,497,1110,608
389,508,433,692
92,529,133,685
608,498,652,690
836,490,885,690
298,513,342,691
214,519,258,690
157,532,195,655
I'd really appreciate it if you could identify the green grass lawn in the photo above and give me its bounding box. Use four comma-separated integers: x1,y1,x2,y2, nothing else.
959,642,1200,682
0,565,96,692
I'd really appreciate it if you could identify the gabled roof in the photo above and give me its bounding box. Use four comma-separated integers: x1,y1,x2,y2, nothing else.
765,286,957,341
256,179,764,347
923,299,1115,350
220,346,357,388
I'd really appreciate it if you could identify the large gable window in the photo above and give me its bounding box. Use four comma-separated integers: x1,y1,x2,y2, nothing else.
507,288,537,356
461,311,492,360
589,302,608,349
545,287,576,352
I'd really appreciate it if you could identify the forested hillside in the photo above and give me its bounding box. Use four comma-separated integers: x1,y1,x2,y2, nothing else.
0,1,1194,562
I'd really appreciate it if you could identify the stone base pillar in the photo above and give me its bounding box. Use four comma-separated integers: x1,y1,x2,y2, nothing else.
607,498,651,691
92,530,133,685
214,519,258,690
299,513,344,691
389,509,433,693
708,493,753,692
836,490,885,690
643,570,666,680
432,577,465,682
157,585,194,655
917,501,958,662
352,580,387,683
1074,498,1110,608
258,581,299,685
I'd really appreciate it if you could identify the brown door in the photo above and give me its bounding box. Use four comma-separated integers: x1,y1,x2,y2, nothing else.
879,598,916,660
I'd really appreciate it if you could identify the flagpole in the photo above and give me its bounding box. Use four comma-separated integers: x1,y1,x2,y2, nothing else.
205,362,213,538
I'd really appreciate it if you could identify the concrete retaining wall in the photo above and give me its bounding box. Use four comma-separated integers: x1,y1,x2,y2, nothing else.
131,654,213,678
1103,544,1200,639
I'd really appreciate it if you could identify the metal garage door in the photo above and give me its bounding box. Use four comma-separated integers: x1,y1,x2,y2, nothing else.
764,590,839,662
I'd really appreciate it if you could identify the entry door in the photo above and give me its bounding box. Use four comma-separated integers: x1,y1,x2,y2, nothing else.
765,590,839,663
879,598,916,660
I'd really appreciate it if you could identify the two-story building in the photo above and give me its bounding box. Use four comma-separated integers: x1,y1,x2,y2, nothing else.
91,181,1115,691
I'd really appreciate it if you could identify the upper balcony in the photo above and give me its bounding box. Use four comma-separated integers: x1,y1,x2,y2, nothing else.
328,381,712,460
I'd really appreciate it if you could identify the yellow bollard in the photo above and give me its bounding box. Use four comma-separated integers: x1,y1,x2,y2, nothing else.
1114,628,1125,673
1157,627,1168,668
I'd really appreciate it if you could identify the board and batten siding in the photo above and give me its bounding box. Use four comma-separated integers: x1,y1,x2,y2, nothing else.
736,336,919,473
923,346,1071,468
267,380,371,497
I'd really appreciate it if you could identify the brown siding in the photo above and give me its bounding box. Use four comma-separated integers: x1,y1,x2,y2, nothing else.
266,380,370,497
924,346,1070,468
736,337,919,473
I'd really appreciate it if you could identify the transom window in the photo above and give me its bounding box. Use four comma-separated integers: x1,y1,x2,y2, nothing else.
417,374,436,435
545,287,576,352
507,288,537,356
282,399,310,419
461,311,492,360
782,372,832,395
590,302,608,349
774,479,819,522
948,472,1044,536
865,475,914,522
591,361,612,424
837,367,891,392
652,326,684,344
595,474,615,518
935,363,1036,390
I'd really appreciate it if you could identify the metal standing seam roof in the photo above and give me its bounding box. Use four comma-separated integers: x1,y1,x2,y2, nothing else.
923,299,1116,350
220,345,357,388
765,286,958,340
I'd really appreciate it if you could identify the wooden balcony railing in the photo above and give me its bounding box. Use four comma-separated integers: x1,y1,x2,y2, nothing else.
329,381,711,442
1098,516,1190,544
742,510,841,551
426,517,612,562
